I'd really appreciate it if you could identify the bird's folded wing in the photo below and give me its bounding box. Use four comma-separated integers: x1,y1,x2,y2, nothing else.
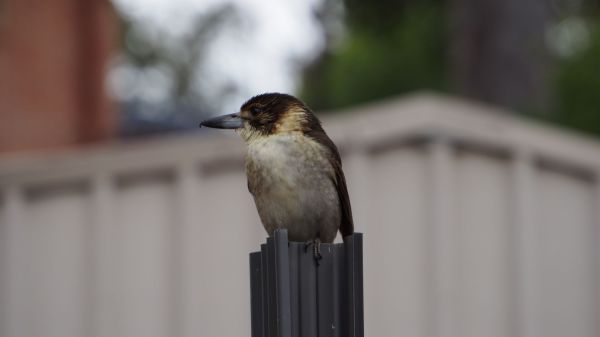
333,160,354,238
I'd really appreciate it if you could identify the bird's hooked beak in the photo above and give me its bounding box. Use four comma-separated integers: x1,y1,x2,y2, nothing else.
199,112,244,129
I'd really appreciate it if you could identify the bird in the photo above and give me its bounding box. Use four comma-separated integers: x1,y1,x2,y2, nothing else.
199,93,353,258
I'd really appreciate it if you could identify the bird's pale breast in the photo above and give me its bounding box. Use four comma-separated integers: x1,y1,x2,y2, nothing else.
245,134,340,242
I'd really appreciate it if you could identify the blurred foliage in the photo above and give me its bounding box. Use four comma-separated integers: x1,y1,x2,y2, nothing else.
551,15,600,136
302,0,600,138
114,4,241,136
302,1,447,110
116,4,239,111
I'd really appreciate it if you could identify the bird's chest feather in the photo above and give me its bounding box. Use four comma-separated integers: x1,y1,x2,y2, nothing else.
245,134,332,198
244,134,341,241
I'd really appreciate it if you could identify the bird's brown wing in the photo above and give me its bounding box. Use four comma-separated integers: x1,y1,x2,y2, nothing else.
306,129,354,238
332,158,354,238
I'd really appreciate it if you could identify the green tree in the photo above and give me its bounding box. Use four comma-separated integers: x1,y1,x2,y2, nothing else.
303,0,600,139
551,13,600,136
302,1,447,110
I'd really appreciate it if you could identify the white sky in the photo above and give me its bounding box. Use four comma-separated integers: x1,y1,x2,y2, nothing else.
110,0,332,114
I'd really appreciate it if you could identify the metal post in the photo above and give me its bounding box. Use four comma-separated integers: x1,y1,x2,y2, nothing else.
249,229,364,337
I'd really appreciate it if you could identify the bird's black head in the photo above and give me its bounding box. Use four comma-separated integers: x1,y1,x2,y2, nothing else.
200,93,323,142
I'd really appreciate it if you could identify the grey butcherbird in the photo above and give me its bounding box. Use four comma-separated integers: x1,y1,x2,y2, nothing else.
200,93,354,259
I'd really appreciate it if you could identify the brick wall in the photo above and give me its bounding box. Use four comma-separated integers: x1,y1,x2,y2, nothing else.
0,0,116,153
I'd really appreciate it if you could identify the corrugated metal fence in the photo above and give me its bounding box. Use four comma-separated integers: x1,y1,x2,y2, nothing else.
1,94,599,337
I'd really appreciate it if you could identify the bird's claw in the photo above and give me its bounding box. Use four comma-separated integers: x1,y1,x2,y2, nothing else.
304,238,323,265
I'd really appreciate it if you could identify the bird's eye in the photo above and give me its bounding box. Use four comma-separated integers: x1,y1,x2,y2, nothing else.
250,107,262,115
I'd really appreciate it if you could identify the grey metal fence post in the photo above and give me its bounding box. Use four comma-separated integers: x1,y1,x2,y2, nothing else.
249,229,364,337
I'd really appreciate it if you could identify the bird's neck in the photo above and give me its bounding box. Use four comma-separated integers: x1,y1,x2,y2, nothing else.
239,129,305,144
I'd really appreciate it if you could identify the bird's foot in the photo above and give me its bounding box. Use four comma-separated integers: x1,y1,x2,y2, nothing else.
304,238,323,265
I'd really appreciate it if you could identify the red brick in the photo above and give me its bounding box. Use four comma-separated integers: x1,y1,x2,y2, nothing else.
0,0,116,153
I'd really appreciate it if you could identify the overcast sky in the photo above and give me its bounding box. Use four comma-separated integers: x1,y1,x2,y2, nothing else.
110,0,336,114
